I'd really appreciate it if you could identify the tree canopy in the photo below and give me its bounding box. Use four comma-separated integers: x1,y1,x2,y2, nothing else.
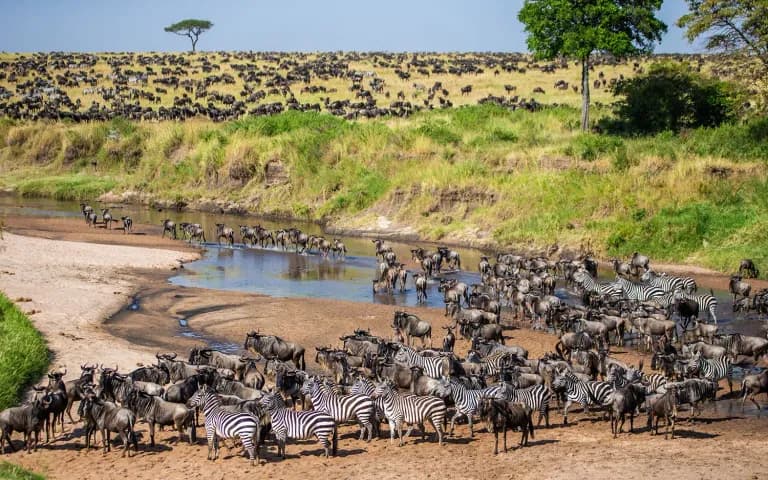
164,19,213,53
678,0,768,109
518,0,667,131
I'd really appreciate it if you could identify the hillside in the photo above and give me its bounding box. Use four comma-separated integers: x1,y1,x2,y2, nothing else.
1,103,766,274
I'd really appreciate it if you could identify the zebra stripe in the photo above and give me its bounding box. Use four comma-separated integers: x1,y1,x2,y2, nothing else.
372,381,446,446
394,346,449,379
675,290,718,324
552,369,614,425
301,378,374,441
446,378,506,436
686,354,733,393
187,388,260,464
260,392,337,458
496,384,552,427
573,271,622,299
641,270,698,293
478,351,511,376
614,277,665,302
642,373,667,394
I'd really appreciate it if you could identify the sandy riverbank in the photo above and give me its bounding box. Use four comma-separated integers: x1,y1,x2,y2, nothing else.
0,231,197,377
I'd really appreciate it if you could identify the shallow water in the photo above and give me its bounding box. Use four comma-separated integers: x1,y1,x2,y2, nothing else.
2,195,766,336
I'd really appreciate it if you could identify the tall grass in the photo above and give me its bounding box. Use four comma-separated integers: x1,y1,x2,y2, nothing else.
1,107,767,273
0,293,49,411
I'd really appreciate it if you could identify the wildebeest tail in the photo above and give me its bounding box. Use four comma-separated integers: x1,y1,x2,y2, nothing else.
528,411,535,440
332,424,338,456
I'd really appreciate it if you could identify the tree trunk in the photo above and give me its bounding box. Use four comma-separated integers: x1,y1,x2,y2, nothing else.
581,56,590,132
191,37,197,53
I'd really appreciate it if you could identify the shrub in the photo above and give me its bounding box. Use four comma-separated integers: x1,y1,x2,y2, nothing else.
607,62,743,134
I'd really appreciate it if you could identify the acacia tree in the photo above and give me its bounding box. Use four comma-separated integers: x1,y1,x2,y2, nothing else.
678,0,768,107
518,1,666,131
164,19,213,53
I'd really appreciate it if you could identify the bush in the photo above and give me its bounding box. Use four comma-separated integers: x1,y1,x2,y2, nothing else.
0,463,44,480
606,62,743,135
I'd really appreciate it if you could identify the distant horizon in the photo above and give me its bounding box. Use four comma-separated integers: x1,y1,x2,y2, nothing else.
0,1,701,54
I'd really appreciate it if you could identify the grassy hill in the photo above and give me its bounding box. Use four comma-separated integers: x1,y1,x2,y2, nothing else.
1,104,767,274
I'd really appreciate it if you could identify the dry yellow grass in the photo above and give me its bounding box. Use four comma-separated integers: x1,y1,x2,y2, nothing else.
0,51,722,112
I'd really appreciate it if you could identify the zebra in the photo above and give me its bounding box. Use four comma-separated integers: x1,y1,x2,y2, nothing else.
605,364,642,389
685,353,733,394
614,277,665,302
551,368,614,425
674,290,718,324
445,378,507,437
641,372,667,394
371,380,446,446
477,351,513,377
641,270,696,293
495,384,552,427
393,346,450,379
187,386,261,465
300,377,375,441
259,391,337,458
350,377,386,437
572,270,622,300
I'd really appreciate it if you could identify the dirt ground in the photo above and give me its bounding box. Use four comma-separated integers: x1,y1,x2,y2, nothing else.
1,216,767,480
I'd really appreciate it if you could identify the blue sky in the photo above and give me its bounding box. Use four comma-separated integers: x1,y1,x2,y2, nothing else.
0,1,697,53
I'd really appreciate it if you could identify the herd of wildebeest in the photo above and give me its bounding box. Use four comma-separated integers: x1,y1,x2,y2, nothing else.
0,51,730,122
1,204,767,464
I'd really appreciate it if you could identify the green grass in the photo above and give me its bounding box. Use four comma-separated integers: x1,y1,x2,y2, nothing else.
0,293,49,411
0,463,44,480
1,106,767,274
15,175,117,201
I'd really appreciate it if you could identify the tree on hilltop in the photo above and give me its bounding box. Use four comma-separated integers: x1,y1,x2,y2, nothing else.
518,0,667,131
164,19,213,53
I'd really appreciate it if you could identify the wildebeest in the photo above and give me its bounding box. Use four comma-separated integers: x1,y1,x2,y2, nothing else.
0,398,49,453
188,347,248,381
741,369,768,412
244,331,306,370
477,398,534,454
610,383,647,438
728,275,751,301
161,219,177,239
646,387,678,439
442,325,456,353
78,391,139,456
739,259,760,278
630,252,650,273
124,390,196,447
120,216,133,233
392,311,432,347
215,223,235,247
414,272,428,303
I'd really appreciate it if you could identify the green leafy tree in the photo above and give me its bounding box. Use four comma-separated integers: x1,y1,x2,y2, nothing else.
518,0,667,131
164,19,213,52
678,0,768,108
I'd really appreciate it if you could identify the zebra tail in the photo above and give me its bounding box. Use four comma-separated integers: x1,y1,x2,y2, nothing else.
332,424,338,456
